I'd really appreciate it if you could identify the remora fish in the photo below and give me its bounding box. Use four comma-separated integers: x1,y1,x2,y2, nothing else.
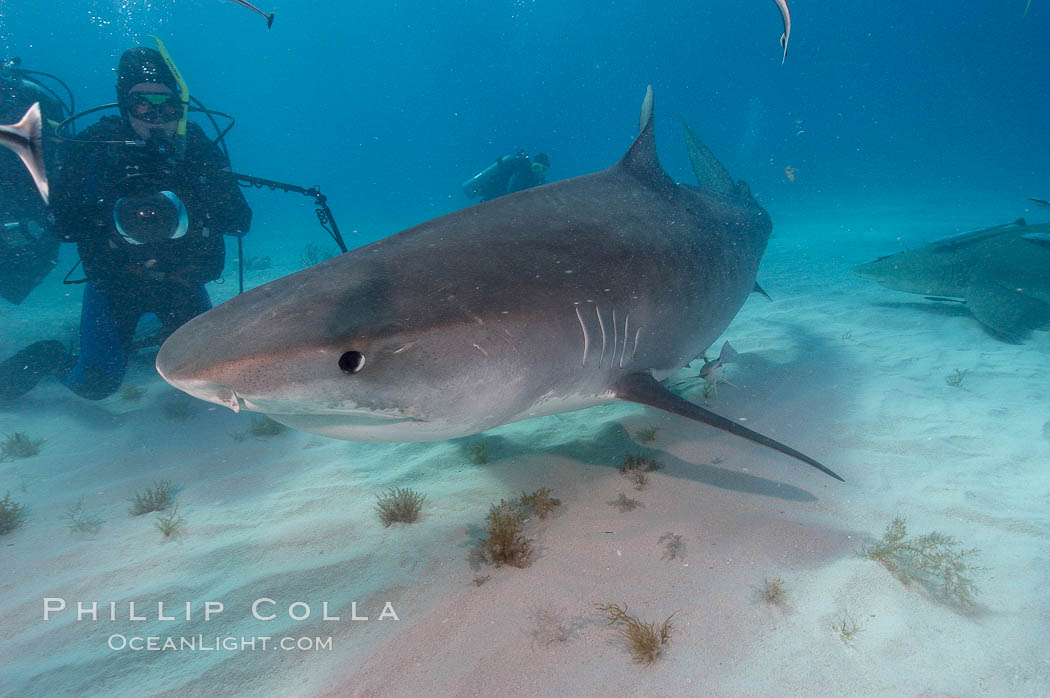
699,341,740,391
227,0,274,29
853,219,1050,341
774,0,791,64
157,86,841,482
0,102,49,204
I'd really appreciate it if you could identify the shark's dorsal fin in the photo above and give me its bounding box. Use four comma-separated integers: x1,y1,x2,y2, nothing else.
681,116,736,196
618,85,676,196
931,218,1028,251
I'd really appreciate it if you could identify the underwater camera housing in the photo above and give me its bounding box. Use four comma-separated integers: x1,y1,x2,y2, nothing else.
113,190,189,246
111,165,190,246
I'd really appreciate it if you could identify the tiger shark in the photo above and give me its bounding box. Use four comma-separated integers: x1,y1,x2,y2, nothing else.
157,86,842,482
853,218,1050,341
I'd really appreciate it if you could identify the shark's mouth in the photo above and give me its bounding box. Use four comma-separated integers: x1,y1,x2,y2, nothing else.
158,374,422,425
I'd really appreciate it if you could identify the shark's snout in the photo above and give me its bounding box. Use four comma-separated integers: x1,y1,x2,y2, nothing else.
156,366,243,413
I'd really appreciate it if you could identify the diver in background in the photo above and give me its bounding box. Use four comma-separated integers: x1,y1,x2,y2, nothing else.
0,59,64,305
462,150,550,202
0,46,252,401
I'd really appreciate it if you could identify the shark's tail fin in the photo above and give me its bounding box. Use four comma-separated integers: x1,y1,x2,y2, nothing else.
0,103,49,205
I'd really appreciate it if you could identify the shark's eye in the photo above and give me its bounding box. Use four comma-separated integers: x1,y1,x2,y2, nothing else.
339,351,365,374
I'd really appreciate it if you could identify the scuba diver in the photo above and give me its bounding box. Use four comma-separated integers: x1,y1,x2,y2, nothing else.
461,150,550,202
0,44,252,401
0,57,66,306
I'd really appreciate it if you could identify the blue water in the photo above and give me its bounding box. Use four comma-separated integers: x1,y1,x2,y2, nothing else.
4,0,1046,243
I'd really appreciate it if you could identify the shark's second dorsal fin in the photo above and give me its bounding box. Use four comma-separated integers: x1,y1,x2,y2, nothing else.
619,85,676,197
681,116,735,196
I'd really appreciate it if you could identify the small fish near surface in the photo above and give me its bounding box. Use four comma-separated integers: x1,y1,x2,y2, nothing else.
226,0,274,29
773,0,791,63
157,86,842,482
0,102,49,204
853,218,1050,342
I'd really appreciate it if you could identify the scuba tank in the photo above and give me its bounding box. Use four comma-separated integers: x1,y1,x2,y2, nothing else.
0,219,59,304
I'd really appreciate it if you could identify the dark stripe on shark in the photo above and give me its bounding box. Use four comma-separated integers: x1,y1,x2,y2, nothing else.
614,372,844,482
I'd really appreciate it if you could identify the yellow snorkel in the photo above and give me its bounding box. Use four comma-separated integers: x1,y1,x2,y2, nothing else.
151,36,189,160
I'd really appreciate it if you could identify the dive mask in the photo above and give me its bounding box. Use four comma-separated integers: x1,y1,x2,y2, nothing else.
127,91,185,123
113,190,189,245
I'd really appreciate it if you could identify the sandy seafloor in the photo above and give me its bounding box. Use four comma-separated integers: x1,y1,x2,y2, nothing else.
1,194,1048,697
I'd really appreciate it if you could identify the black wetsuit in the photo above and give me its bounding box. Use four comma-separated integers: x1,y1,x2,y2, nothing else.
51,116,250,290
5,116,252,400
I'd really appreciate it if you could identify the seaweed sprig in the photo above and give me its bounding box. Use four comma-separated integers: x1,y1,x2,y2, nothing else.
518,487,561,520
2,432,44,460
129,480,178,516
375,487,426,526
862,516,981,607
479,500,533,567
594,602,676,664
0,492,27,534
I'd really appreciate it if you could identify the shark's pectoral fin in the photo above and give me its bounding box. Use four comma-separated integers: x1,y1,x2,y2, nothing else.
965,279,1050,342
1022,232,1050,249
612,372,843,482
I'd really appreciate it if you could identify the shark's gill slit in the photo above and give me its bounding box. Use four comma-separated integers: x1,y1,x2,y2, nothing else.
595,305,607,368
619,313,630,368
632,327,643,359
574,305,590,366
612,309,619,368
